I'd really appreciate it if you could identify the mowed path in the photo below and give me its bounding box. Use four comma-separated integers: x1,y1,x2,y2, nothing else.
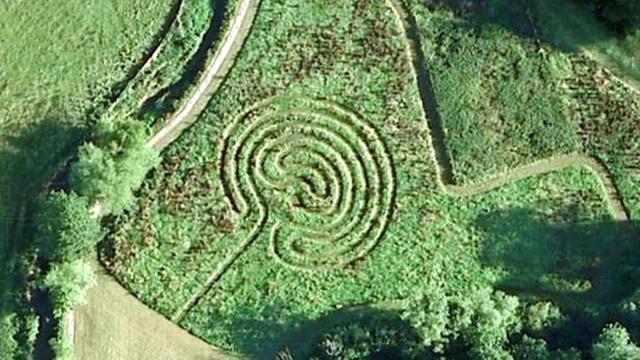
73,0,260,358
74,262,245,360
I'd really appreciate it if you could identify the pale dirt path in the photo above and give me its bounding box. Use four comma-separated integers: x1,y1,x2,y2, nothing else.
147,0,259,150
387,0,629,222
72,0,260,358
73,1,630,358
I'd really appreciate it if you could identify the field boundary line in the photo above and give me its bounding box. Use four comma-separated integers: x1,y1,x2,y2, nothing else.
387,0,629,222
147,0,261,150
72,0,260,356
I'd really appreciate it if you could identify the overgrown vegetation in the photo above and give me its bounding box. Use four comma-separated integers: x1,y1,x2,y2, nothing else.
2,0,638,358
103,0,640,358
408,1,579,184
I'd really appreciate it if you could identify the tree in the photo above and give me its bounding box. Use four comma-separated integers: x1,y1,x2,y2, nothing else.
0,313,19,358
402,286,449,352
43,260,96,319
511,336,581,360
70,118,159,215
592,323,640,360
34,191,102,263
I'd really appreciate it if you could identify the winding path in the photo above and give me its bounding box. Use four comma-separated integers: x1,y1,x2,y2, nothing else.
147,0,259,150
76,0,631,358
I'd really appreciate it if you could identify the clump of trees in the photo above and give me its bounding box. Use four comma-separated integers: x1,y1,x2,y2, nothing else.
30,117,159,359
70,118,159,215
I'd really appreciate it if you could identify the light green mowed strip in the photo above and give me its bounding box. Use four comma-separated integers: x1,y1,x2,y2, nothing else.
103,0,622,356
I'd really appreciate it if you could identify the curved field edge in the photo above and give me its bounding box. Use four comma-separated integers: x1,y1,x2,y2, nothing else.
147,0,260,149
99,0,631,357
73,261,244,360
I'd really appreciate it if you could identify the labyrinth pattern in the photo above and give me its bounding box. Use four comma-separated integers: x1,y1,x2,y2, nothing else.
219,97,395,271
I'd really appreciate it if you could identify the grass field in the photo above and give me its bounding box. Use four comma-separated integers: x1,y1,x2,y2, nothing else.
102,0,639,357
0,0,175,356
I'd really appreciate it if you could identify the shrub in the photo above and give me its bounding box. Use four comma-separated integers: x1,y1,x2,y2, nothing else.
71,118,159,215
35,191,103,263
592,323,640,360
0,313,19,358
43,260,96,319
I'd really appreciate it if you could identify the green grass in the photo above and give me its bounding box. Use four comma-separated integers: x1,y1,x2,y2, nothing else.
0,0,175,355
407,1,580,184
101,0,634,356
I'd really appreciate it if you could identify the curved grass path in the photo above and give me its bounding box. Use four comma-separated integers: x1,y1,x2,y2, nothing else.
147,0,260,150
72,0,260,358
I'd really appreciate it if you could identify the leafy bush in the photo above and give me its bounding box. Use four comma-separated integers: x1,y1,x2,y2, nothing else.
71,118,159,215
307,314,426,360
0,313,19,358
592,323,640,360
43,260,96,319
512,336,581,360
35,191,103,263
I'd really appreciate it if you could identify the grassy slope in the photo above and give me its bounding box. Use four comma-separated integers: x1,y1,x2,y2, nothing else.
74,262,241,360
104,0,619,355
0,0,175,224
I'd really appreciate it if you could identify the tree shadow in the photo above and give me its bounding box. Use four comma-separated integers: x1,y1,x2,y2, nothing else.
204,304,431,359
476,206,640,349
429,0,638,45
0,116,85,359
426,0,640,89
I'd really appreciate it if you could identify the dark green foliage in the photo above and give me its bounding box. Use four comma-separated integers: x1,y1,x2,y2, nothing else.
35,191,102,263
589,0,640,33
71,118,160,215
511,336,581,360
592,323,640,360
403,287,521,358
409,2,579,184
43,260,96,319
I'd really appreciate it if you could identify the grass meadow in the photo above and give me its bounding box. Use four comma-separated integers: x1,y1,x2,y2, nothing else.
102,0,638,356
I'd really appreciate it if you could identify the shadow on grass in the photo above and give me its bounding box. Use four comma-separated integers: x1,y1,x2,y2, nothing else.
204,305,430,359
476,206,640,350
0,116,85,359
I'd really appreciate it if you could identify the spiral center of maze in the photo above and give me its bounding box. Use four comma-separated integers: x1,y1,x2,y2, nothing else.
220,97,395,270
